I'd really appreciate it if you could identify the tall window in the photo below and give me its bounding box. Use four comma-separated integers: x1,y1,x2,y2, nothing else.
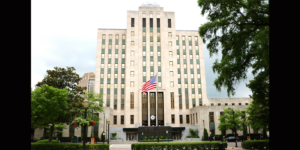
171,92,174,109
186,115,190,123
169,61,173,66
131,18,135,27
168,19,171,28
170,81,174,87
121,94,124,109
131,71,134,77
131,31,134,36
158,52,161,56
196,113,198,123
114,115,117,124
209,112,215,135
130,115,134,124
131,50,134,56
169,51,173,56
130,92,134,109
168,32,172,37
169,41,172,46
171,114,175,123
101,54,104,58
158,82,161,87
150,52,153,56
180,115,183,124
121,115,124,124
131,41,134,46
130,81,134,87
131,61,134,66
170,71,173,77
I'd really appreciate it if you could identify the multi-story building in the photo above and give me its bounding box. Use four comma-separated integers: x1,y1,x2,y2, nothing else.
33,4,256,141
78,72,95,93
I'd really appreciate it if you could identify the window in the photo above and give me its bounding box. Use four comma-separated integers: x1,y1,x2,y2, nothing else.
115,45,119,49
158,82,161,87
108,64,111,68
186,115,190,123
101,54,104,58
130,81,134,87
100,74,104,78
190,64,194,68
239,103,242,105
122,35,125,39
122,54,125,58
198,84,201,88
225,103,228,106
189,46,192,50
183,45,186,50
171,114,175,123
177,55,180,59
150,18,153,27
168,19,171,28
122,64,125,68
150,72,154,76
142,32,146,36
197,74,201,78
108,45,112,49
191,84,195,88
218,103,221,106
197,64,200,69
121,84,124,88
195,36,198,41
232,103,235,106
107,84,110,88
198,94,202,98
143,72,146,76
171,92,174,109
188,36,191,41
211,103,214,106
177,64,180,68
143,51,146,56
169,41,172,46
150,52,153,56
180,115,183,124
130,115,134,124
150,42,153,46
108,54,111,58
114,116,117,124
158,52,161,56
157,42,161,46
196,55,199,59
169,61,173,66
184,74,187,78
168,32,172,37
131,18,135,27
114,74,117,78
131,71,134,77
131,61,134,66
121,74,125,78
131,41,134,46
158,72,161,76
150,61,153,66
176,45,179,49
131,31,134,36
245,103,248,105
122,45,125,49
102,34,106,39
143,61,146,66
192,94,195,99
170,81,174,87
176,36,179,40
158,62,161,66
121,115,124,124
100,84,103,88
170,71,173,76
116,34,119,39
183,55,186,59
185,84,188,88
190,55,193,59
191,74,194,78
131,50,134,56
115,64,118,68
169,51,173,56
130,92,134,109
102,45,105,49
178,74,181,78
196,113,198,123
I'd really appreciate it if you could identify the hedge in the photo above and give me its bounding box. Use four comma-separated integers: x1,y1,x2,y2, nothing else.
186,136,200,138
131,142,227,150
36,139,60,143
31,143,109,150
242,140,269,149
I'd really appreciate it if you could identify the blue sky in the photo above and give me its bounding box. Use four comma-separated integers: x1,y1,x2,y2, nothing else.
31,0,253,98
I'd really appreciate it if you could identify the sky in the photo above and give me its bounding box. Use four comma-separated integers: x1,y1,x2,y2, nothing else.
31,0,253,98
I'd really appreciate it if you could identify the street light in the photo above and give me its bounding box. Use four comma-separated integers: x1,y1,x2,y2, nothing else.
228,108,237,147
107,120,110,145
166,130,169,142
82,99,89,150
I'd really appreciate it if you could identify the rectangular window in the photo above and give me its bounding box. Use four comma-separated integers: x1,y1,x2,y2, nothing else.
143,42,146,46
143,72,146,76
169,41,172,46
130,92,134,109
196,46,198,50
211,103,214,106
195,36,198,41
131,41,134,46
142,18,146,27
180,115,183,124
130,115,134,124
150,18,153,27
171,92,174,109
196,113,198,123
122,35,126,39
121,84,124,88
107,74,111,78
122,74,125,78
108,54,111,58
158,52,161,56
158,82,161,87
169,51,173,56
100,84,103,88
131,31,134,36
150,72,154,76
198,94,202,98
168,32,172,37
101,54,105,58
232,103,235,105
171,114,175,123
170,81,174,87
131,18,135,27
150,51,153,56
182,36,185,41
100,74,104,78
150,61,153,66
186,115,190,123
170,71,173,77
168,19,171,28
130,81,134,87
131,71,134,77
188,36,191,41
131,50,134,56
101,45,105,49
114,84,117,88
143,61,146,66
218,103,221,106
131,61,134,66
225,103,228,106
245,103,248,105
114,115,117,124
157,18,160,27
239,103,242,105
121,115,124,124
169,61,173,67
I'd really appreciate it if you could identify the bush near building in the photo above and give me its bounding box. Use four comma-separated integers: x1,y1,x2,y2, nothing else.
31,143,109,150
131,142,227,150
242,140,269,149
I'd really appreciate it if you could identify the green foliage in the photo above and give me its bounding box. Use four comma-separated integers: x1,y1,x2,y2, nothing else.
36,139,60,143
111,132,117,138
44,123,67,136
218,108,245,133
101,132,105,142
31,143,109,150
242,140,269,149
186,136,200,138
189,128,199,136
203,128,208,140
246,101,269,137
131,142,227,150
81,91,104,124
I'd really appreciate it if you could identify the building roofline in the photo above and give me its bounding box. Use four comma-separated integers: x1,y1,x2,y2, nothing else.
98,28,126,30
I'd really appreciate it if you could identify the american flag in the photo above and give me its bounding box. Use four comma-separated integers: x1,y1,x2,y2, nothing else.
142,75,157,94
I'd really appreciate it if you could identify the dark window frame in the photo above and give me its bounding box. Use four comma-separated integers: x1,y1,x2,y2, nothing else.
168,19,171,28
131,18,135,27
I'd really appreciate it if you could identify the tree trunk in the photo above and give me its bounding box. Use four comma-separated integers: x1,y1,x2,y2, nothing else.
48,125,54,143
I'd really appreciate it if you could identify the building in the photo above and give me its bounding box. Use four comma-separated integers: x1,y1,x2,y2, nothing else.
78,72,95,93
33,4,255,141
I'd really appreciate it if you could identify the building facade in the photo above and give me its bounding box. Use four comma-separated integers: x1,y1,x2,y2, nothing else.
78,72,95,93
33,4,255,141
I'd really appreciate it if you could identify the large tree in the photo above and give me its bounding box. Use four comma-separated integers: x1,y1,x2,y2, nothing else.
31,84,69,142
246,101,269,137
197,0,269,97
218,108,245,134
35,67,87,141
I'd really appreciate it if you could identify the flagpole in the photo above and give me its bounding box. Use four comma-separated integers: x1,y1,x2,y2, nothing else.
156,73,158,127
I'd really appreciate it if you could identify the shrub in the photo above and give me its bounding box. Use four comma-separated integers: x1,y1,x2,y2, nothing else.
226,133,238,137
131,142,227,150
31,143,109,150
186,136,200,138
101,132,105,142
111,132,117,138
242,140,269,149
36,139,60,143
203,128,208,140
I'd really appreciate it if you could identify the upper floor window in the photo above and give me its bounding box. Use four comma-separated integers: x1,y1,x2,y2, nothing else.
101,54,104,58
131,50,134,56
109,34,112,39
131,41,134,46
102,34,106,39
116,34,119,39
169,51,173,56
131,31,134,36
168,19,171,28
131,61,134,66
169,41,172,46
182,36,185,41
176,36,179,40
168,32,172,37
122,35,126,39
131,18,135,27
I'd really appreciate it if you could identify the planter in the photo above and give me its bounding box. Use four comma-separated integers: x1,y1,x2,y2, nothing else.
192,138,201,141
110,138,122,142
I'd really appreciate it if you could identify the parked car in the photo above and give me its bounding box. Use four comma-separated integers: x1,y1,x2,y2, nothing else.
225,136,239,142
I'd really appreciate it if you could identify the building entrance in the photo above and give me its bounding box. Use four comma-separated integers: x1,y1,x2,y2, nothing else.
126,132,137,141
172,131,182,140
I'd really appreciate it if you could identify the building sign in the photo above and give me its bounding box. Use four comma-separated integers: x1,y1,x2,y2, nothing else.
151,115,155,120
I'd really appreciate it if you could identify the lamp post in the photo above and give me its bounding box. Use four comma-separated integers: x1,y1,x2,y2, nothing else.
107,120,110,145
82,99,89,150
166,130,169,142
103,113,105,143
228,108,237,147
248,121,251,140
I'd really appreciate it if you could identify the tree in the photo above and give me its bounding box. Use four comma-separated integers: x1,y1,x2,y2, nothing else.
198,0,269,99
35,66,86,142
43,123,67,137
218,108,245,134
31,84,69,142
81,92,104,124
246,101,269,137
203,128,208,140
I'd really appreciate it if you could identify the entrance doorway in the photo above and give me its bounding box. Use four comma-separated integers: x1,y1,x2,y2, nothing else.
172,131,182,140
126,132,137,141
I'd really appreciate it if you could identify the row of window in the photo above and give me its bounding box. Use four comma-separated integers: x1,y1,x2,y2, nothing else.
211,103,249,106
